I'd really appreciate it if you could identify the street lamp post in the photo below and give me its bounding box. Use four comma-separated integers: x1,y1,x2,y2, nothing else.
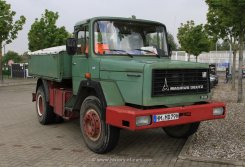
0,43,6,82
3,43,6,56
216,41,218,57
229,43,232,74
216,41,218,66
0,14,8,83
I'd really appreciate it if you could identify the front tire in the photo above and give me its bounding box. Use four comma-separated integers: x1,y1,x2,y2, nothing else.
36,86,55,125
162,122,200,138
80,96,120,154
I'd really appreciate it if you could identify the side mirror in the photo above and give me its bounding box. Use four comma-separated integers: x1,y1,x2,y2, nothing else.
66,38,77,55
168,44,172,56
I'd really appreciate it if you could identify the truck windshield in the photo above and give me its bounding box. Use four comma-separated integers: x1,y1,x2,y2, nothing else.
94,20,168,57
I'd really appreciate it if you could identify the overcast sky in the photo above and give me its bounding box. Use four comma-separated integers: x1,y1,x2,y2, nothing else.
4,0,208,54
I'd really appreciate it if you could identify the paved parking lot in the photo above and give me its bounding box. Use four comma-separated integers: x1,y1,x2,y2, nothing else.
0,85,241,167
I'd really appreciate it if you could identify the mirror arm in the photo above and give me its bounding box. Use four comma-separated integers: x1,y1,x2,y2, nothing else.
168,44,172,57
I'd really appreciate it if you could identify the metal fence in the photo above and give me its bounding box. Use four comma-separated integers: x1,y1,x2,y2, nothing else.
171,51,245,71
11,63,30,78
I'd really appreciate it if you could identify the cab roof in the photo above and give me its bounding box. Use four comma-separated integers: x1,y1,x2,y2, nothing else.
74,16,165,27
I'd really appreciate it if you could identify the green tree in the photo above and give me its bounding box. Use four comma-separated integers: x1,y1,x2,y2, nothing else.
206,0,245,102
205,1,239,91
177,20,210,62
220,41,231,51
21,51,30,63
167,33,178,50
209,40,230,51
28,9,69,51
0,0,26,82
2,51,22,65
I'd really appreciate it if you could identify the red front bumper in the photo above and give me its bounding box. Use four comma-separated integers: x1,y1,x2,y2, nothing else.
106,102,225,130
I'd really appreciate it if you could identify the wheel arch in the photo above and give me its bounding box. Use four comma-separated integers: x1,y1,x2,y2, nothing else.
73,80,107,120
36,78,49,102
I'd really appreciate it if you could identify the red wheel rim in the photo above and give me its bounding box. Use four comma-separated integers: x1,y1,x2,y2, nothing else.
37,94,44,116
83,109,101,141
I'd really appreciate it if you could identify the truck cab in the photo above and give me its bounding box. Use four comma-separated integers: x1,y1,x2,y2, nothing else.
29,17,225,154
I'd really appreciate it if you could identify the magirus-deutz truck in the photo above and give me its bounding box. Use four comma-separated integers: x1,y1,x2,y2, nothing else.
29,17,225,153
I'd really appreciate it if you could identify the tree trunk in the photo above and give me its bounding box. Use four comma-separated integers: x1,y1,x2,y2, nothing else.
237,32,243,103
188,53,190,62
195,56,198,62
231,50,237,90
0,42,3,84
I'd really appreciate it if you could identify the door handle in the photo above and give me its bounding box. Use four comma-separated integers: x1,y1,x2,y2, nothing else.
127,74,141,77
73,62,77,65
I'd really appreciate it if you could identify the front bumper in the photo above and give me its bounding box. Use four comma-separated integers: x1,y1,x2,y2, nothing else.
106,101,225,130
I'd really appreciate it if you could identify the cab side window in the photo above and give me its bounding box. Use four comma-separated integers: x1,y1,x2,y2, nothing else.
77,26,89,54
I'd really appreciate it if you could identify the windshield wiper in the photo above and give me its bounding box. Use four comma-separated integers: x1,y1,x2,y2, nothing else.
156,48,168,57
133,49,160,58
104,49,133,58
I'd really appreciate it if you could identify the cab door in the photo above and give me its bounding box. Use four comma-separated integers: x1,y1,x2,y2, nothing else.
72,25,90,95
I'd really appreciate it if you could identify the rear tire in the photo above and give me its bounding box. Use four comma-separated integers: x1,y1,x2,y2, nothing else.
80,96,120,154
36,86,55,125
162,122,200,138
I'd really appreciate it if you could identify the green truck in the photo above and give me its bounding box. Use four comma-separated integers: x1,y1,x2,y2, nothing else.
29,17,225,154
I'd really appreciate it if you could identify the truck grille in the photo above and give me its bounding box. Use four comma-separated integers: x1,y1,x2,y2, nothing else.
152,69,210,96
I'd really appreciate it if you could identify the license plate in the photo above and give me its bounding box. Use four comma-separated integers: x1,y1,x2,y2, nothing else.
153,113,179,122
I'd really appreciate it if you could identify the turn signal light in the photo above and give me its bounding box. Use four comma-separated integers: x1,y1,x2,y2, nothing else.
213,107,224,116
